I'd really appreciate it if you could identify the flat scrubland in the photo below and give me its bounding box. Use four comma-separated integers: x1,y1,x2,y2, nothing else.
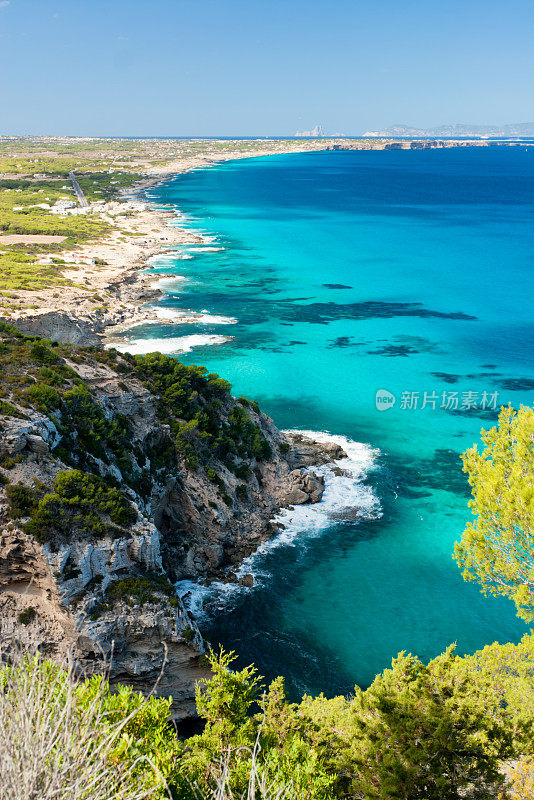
0,136,342,317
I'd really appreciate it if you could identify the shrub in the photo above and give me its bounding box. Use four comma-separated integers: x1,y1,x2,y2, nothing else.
182,626,195,643
132,353,270,467
5,483,37,517
89,575,178,619
0,400,26,418
24,469,136,543
26,382,61,411
60,385,132,469
233,463,251,481
38,367,64,386
30,342,59,365
0,652,175,800
106,575,175,606
236,484,248,501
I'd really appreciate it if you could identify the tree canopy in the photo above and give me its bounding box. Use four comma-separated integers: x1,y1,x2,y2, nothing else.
454,405,534,620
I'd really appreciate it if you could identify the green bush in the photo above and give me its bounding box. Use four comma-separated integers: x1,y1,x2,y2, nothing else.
89,574,178,619
38,367,64,386
0,399,26,418
30,342,59,365
24,469,136,543
182,626,195,643
132,352,270,467
236,484,248,501
27,382,61,411
0,654,179,798
106,575,175,605
5,482,37,517
233,463,251,480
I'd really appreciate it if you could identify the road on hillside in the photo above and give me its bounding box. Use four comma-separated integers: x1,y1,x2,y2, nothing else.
69,171,89,208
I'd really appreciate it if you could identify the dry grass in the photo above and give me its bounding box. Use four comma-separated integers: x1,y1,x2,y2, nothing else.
203,737,294,800
0,651,295,800
0,652,165,800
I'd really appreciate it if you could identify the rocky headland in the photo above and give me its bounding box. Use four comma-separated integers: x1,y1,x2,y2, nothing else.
0,323,346,718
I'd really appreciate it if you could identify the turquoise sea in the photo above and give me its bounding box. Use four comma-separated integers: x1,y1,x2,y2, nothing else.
127,147,534,698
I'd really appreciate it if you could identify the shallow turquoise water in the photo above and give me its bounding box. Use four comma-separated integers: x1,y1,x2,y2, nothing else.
137,148,534,697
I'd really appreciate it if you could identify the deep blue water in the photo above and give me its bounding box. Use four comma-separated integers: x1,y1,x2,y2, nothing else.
130,147,534,698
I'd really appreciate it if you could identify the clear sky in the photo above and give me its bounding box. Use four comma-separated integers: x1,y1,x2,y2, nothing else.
1,0,533,137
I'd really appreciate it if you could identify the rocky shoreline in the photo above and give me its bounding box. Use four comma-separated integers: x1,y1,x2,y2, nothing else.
0,322,352,720
5,136,525,352
1,137,487,720
3,143,333,346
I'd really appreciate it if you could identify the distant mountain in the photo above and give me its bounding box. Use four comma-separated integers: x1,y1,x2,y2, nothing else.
363,122,534,138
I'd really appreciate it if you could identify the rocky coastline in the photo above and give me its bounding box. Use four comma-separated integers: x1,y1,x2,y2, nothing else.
0,322,349,720
4,136,525,352
1,137,497,721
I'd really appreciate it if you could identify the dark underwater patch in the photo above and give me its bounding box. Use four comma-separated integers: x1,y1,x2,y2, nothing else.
388,448,469,499
495,377,534,391
279,300,477,325
445,406,500,422
327,336,365,349
431,372,461,384
367,344,418,357
323,283,353,290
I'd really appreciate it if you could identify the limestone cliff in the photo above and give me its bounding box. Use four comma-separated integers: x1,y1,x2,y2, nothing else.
0,322,345,718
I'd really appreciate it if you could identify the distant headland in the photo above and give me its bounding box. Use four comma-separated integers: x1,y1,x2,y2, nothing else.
363,122,534,138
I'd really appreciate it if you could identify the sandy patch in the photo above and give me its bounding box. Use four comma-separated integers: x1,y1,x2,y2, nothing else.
0,234,67,244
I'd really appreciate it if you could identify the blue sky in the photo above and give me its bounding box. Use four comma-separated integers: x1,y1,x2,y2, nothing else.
1,0,533,136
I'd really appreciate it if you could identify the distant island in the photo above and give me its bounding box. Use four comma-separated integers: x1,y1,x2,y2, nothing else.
364,122,534,138
295,124,326,137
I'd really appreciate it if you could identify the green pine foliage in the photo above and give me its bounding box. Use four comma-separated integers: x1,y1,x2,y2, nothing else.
7,640,534,800
133,352,272,468
0,327,273,545
135,645,520,800
23,469,137,544
455,405,534,620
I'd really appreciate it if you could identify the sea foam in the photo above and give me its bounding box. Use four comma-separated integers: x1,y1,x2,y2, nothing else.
151,307,237,324
105,334,231,356
176,430,380,620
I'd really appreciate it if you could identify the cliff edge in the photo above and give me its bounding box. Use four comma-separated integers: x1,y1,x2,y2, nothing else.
0,322,345,718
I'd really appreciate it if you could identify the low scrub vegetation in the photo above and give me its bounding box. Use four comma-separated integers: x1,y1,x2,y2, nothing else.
0,327,273,544
6,640,534,800
5,467,137,544
135,352,271,469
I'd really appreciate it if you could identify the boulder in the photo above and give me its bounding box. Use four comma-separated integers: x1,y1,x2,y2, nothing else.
283,487,309,505
283,432,346,467
26,434,49,454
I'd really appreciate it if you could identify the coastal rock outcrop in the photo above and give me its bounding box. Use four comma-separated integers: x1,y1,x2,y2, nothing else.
0,325,347,718
4,312,104,347
283,469,325,505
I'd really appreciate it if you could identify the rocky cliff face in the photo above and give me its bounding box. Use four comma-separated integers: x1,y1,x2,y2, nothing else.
0,322,345,718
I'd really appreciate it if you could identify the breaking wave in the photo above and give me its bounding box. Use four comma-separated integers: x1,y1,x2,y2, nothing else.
176,430,380,620
105,334,231,356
